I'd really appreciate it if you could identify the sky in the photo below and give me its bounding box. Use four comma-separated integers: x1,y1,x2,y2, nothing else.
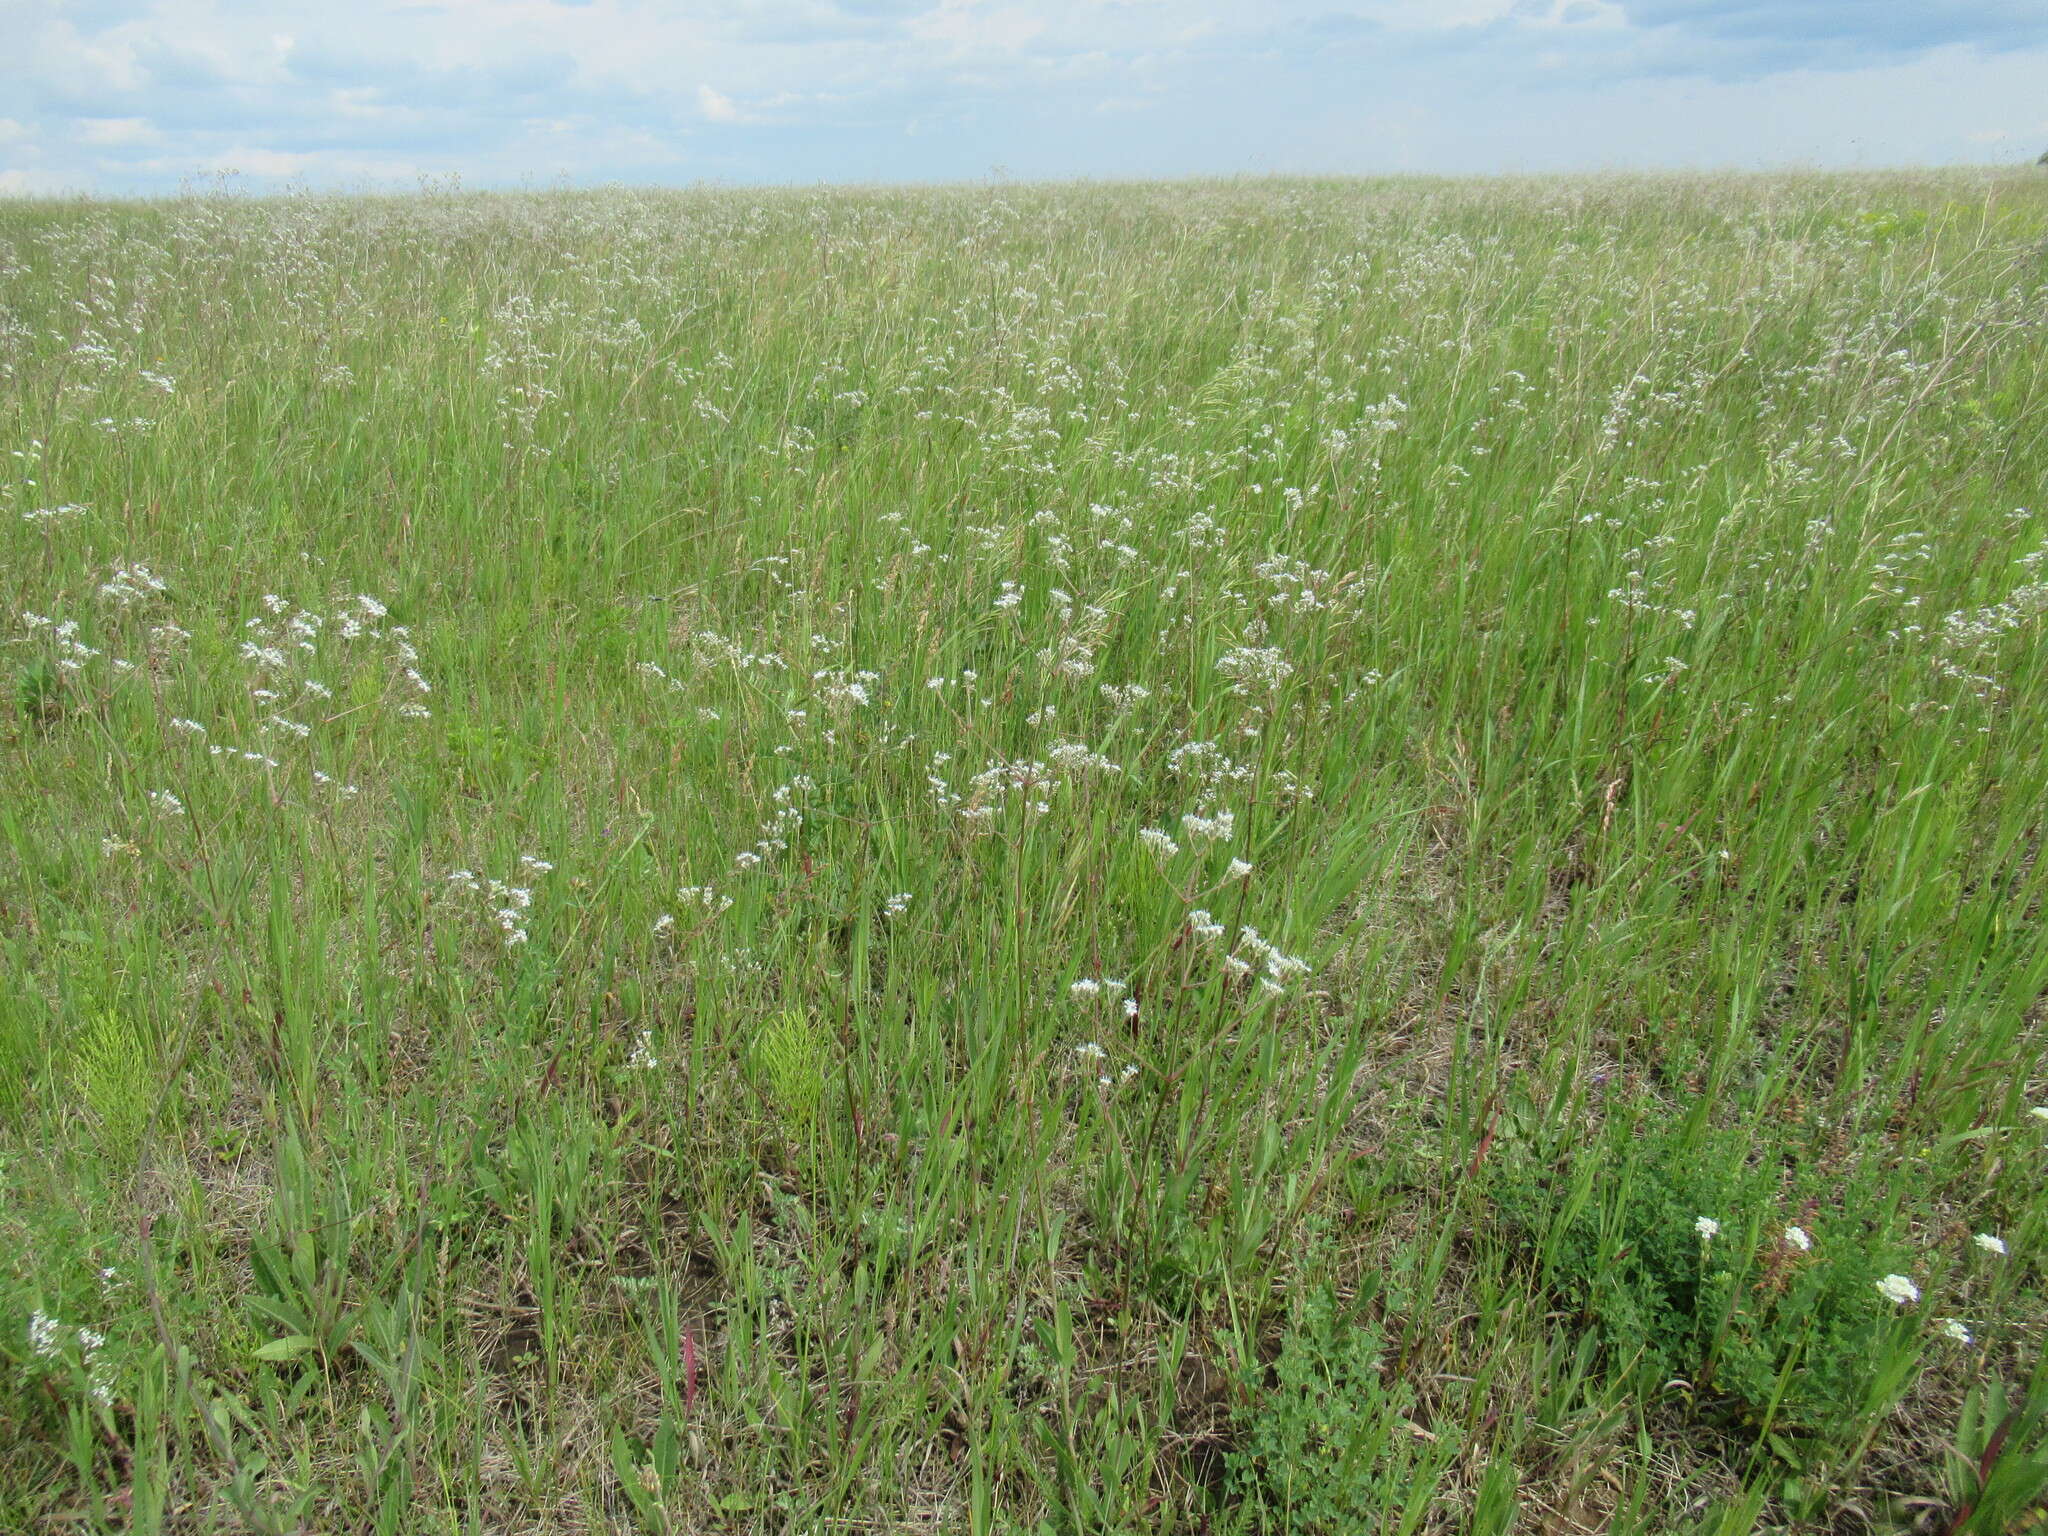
1,0,2045,195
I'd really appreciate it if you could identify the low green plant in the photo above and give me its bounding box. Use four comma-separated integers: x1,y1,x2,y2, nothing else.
13,657,61,724
1492,1118,1926,1456
749,1007,825,1138
1939,1357,2048,1534
1227,1286,1462,1534
69,1011,156,1164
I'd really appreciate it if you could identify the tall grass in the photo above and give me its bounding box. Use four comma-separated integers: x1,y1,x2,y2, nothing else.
2,171,2045,1533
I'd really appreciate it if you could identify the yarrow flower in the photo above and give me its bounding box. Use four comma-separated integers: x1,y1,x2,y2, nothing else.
1941,1318,1973,1345
1974,1233,2007,1256
1783,1226,1812,1252
1694,1217,1720,1241
1875,1274,1921,1306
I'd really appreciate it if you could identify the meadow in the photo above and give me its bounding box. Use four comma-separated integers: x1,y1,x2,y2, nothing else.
2,169,2047,1534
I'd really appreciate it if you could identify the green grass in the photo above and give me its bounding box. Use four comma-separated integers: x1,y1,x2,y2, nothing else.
2,169,2046,1533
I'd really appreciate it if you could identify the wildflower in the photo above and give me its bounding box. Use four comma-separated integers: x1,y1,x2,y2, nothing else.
1784,1226,1812,1252
1181,808,1235,844
147,790,185,817
1941,1319,1974,1344
519,855,554,874
1215,645,1293,692
883,892,913,917
1188,910,1226,943
1138,827,1179,859
1875,1274,1921,1306
1694,1217,1720,1241
653,913,675,936
1974,1233,2007,1256
28,1312,61,1358
1225,858,1253,881
2031,1106,2048,1122
1074,1041,1107,1061
627,1029,658,1070
1069,979,1102,1000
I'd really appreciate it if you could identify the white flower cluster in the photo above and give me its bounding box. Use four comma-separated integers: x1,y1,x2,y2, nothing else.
446,861,548,948
28,1311,115,1405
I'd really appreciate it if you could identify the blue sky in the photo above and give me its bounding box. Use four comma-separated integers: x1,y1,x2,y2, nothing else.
2,0,2045,194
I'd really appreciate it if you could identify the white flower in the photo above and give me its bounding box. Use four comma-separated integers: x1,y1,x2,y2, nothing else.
1875,1274,1921,1306
1941,1318,1974,1344
1181,808,1235,844
519,855,553,874
1974,1233,2007,1256
28,1312,61,1358
883,892,913,917
653,913,675,936
1783,1226,1812,1252
2030,1105,2048,1122
1074,1041,1107,1061
627,1029,658,1070
1694,1217,1720,1241
1225,858,1253,881
1138,827,1179,859
1069,979,1102,1000
147,789,185,817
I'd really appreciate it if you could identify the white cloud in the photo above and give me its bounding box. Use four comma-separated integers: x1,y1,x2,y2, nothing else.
910,0,1047,54
0,0,2045,191
78,116,162,146
204,146,312,177
0,168,70,196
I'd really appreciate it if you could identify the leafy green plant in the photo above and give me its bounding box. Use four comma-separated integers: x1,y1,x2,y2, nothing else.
1227,1287,1461,1534
14,657,61,724
1939,1359,2048,1535
69,1011,156,1164
1491,1119,1924,1454
749,1008,825,1138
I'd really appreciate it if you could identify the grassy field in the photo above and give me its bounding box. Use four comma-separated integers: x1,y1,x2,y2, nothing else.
3,169,2047,1534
